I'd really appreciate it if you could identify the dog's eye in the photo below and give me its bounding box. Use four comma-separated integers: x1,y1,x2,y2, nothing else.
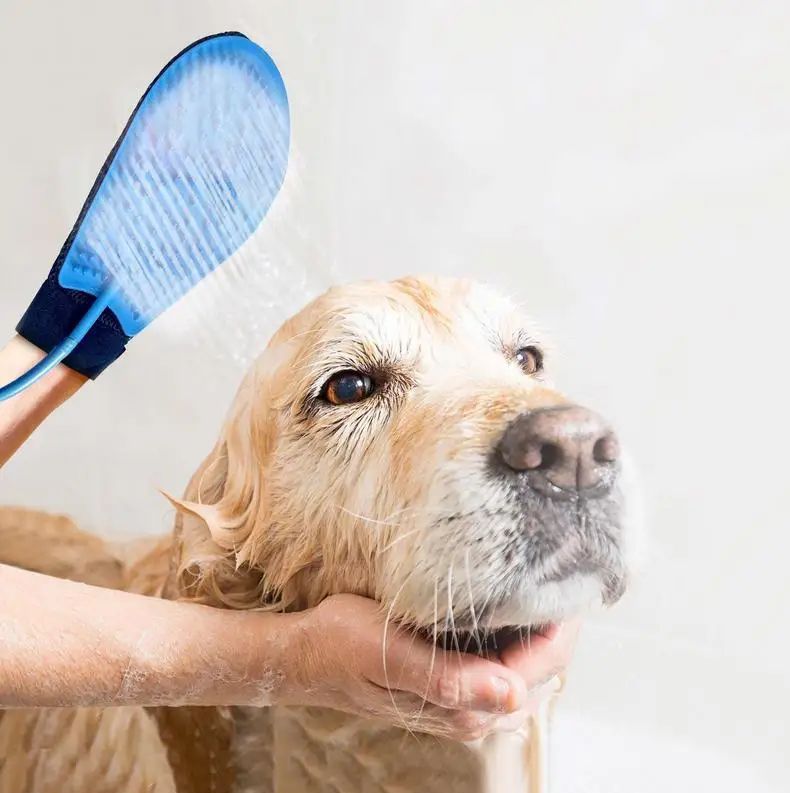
321,371,375,405
515,346,543,375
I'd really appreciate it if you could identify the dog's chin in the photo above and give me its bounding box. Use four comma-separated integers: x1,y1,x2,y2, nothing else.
494,570,623,624
422,572,620,659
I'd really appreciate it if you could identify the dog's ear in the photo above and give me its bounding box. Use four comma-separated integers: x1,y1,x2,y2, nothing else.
164,369,275,610
163,331,339,612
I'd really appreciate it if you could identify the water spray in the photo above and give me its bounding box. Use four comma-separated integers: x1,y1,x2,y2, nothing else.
0,32,289,400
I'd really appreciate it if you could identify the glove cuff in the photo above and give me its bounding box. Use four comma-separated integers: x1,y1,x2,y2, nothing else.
16,277,129,379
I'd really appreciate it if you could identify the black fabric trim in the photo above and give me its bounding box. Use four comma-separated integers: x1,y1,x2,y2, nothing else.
17,280,130,379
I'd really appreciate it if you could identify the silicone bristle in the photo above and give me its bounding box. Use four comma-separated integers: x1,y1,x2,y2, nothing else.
58,34,290,336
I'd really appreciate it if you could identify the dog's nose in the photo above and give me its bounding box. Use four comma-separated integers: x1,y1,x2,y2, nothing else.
498,406,619,496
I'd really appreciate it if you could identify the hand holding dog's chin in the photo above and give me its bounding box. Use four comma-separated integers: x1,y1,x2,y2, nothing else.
261,594,578,741
499,618,581,694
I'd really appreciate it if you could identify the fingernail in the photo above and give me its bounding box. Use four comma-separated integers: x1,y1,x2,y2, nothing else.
527,674,562,700
491,677,511,710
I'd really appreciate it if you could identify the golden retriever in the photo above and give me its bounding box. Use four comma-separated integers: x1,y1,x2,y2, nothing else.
0,276,639,793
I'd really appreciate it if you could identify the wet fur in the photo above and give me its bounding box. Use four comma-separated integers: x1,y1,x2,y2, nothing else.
0,276,638,793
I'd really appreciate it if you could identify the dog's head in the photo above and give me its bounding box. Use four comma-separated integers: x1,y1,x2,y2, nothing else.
173,276,640,647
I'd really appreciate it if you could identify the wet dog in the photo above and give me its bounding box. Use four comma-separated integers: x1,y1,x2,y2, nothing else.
0,276,639,793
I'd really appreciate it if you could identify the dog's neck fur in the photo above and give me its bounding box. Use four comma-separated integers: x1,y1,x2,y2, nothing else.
159,448,548,793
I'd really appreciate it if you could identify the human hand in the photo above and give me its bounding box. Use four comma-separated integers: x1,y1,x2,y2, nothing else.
0,336,86,467
274,594,579,741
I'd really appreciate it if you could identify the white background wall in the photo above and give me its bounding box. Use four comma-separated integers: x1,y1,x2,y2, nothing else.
1,2,788,790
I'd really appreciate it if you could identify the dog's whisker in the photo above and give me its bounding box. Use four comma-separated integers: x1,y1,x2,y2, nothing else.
381,575,416,737
378,527,423,555
474,583,500,645
413,579,440,728
483,590,501,648
396,623,422,696
439,569,455,670
334,504,444,533
444,564,464,666
387,571,423,697
335,506,403,528
463,550,484,655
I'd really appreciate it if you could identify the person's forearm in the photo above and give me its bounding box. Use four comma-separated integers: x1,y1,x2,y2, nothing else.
0,335,87,467
0,563,297,708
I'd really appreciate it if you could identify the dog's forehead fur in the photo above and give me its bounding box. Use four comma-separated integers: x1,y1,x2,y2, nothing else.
262,276,545,400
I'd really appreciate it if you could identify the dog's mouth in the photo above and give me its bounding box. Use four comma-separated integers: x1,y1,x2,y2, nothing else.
420,623,559,659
